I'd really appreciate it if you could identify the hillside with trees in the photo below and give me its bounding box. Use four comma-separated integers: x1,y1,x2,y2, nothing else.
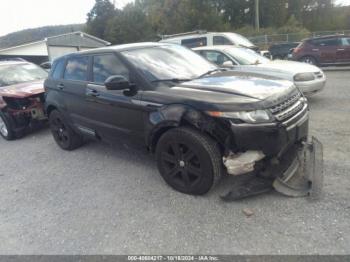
86,0,350,44
1,0,349,49
0,24,84,49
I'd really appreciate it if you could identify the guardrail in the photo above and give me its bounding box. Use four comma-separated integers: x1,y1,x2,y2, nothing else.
248,30,350,48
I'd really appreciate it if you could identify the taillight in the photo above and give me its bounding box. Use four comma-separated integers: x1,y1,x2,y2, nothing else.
293,42,304,53
293,47,301,54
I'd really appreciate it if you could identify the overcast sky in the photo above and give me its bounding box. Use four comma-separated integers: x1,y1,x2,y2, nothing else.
0,0,349,37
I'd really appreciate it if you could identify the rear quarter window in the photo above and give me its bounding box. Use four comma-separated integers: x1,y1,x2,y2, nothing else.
181,37,207,48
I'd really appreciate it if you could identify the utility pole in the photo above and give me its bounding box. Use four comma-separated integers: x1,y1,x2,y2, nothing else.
255,0,260,32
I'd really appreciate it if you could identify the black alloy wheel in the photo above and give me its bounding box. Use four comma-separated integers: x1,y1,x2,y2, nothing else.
49,110,83,150
156,127,222,195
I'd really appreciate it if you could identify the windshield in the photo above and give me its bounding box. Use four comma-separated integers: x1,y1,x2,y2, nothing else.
0,63,48,87
225,47,270,65
122,45,217,82
225,33,256,47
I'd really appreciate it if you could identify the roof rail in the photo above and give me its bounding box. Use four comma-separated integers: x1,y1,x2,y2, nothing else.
312,33,345,39
161,30,207,40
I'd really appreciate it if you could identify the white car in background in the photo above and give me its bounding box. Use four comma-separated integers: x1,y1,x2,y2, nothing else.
194,45,326,96
159,31,259,51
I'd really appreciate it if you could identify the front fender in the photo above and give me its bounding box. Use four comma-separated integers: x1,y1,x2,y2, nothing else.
146,104,208,151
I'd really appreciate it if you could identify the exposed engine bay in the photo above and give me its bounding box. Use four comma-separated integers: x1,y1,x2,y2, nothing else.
0,94,47,137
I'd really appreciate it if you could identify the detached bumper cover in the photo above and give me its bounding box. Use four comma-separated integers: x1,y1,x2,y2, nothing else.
221,137,323,201
273,136,323,198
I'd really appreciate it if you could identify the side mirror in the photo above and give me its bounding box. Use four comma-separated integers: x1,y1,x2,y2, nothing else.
105,75,132,90
222,61,234,68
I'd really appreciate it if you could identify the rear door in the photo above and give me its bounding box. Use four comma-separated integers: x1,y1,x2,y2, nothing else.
60,55,91,127
337,37,350,63
310,37,341,64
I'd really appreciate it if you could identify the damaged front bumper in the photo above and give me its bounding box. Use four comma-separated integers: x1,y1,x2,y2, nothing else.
221,137,323,201
220,105,324,201
273,136,323,199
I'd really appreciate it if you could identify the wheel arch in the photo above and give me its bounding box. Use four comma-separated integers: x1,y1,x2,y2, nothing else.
46,104,58,117
299,55,319,65
147,104,231,153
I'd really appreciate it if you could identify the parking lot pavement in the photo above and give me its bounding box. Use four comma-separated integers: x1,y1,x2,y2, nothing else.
0,71,349,255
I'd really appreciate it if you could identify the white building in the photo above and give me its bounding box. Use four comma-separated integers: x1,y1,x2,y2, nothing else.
0,31,110,64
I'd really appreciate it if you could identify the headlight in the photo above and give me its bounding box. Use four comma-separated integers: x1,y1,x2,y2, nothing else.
207,110,273,123
294,72,315,82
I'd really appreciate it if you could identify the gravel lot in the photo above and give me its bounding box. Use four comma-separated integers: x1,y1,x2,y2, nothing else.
0,71,349,255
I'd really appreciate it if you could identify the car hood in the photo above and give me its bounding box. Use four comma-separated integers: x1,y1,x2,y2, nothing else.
254,60,321,74
145,72,298,112
178,73,294,100
0,80,45,98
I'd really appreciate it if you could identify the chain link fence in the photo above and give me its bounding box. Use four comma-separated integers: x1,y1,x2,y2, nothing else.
248,30,350,49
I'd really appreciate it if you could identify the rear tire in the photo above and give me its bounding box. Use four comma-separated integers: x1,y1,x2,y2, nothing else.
300,56,317,65
0,111,15,141
156,127,222,195
49,110,83,150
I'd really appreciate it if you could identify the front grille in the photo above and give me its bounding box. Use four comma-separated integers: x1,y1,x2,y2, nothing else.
270,92,301,114
269,93,305,122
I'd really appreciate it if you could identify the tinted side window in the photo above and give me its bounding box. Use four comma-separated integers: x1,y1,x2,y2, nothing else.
311,38,340,47
201,51,231,66
341,37,350,46
93,54,130,84
213,36,233,45
52,59,65,79
181,37,207,48
63,56,89,81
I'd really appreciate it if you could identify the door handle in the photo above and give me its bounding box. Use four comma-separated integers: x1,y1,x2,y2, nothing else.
57,83,65,90
337,49,345,51
312,49,319,51
86,88,100,97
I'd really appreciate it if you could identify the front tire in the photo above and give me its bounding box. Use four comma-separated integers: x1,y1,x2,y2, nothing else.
0,111,15,140
49,110,83,150
156,127,222,195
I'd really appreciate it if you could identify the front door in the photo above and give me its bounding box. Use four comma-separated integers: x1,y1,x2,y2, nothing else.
84,53,144,140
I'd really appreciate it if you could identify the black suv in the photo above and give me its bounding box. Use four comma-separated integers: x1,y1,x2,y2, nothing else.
45,43,320,198
268,42,300,60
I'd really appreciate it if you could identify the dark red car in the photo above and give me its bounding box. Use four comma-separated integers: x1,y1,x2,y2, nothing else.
0,61,47,140
290,35,350,66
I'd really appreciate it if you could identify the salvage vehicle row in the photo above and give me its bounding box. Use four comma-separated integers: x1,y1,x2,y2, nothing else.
0,42,324,200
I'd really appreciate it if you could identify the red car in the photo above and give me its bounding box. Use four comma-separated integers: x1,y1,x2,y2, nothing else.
0,61,47,140
291,35,350,66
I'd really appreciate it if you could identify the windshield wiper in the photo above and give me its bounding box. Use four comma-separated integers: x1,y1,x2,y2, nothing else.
197,68,228,78
151,78,192,83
